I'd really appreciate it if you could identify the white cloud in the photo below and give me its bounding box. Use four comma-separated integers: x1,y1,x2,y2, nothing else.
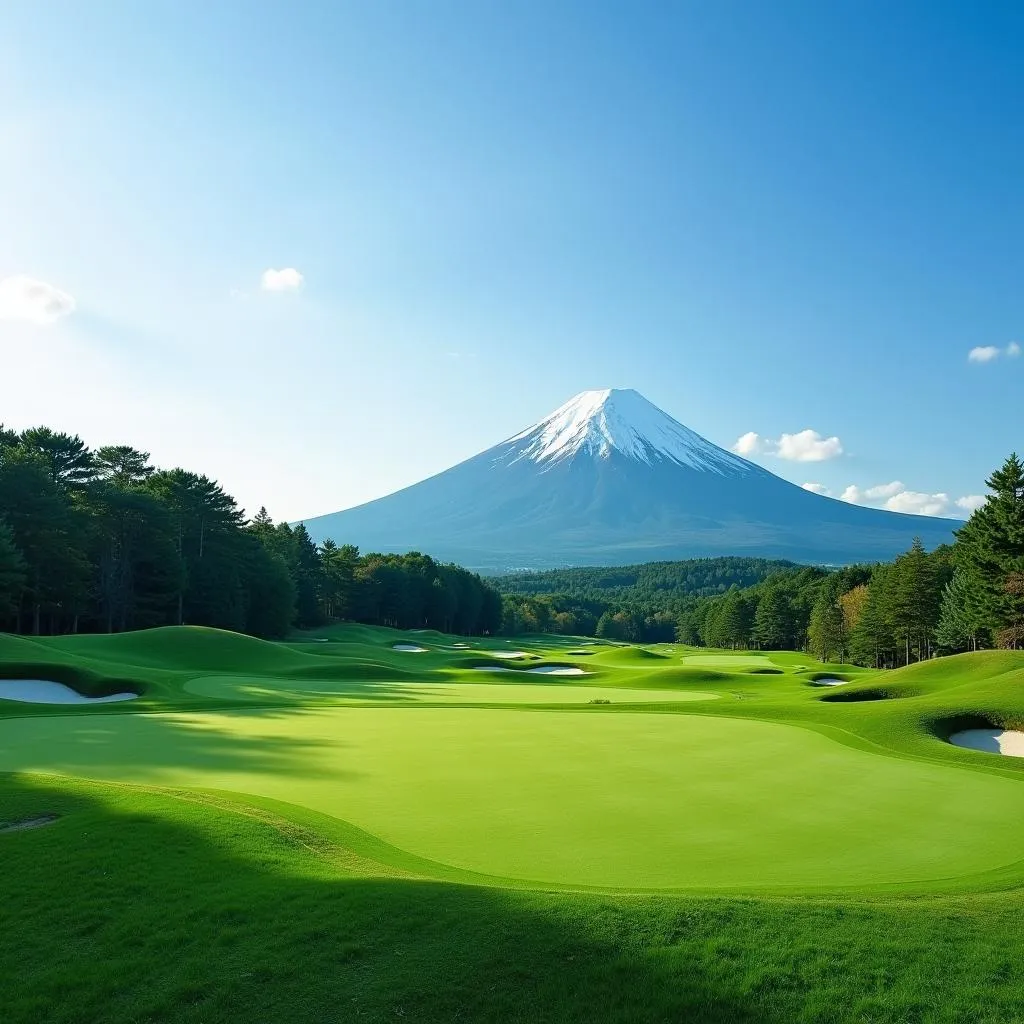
884,490,950,516
840,481,983,519
802,482,830,495
260,267,304,292
969,342,1019,363
776,430,843,462
732,431,764,456
0,274,76,325
864,480,904,499
732,428,843,462
955,494,986,513
968,346,1000,363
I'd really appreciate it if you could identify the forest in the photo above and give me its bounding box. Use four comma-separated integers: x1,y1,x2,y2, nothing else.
0,425,501,638
2,423,1019,664
493,556,798,641
495,454,1024,665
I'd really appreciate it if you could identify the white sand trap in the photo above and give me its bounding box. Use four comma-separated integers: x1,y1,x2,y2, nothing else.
471,665,590,676
392,644,428,653
0,680,138,704
528,666,589,676
812,677,848,687
949,729,1024,757
489,651,528,659
450,643,471,649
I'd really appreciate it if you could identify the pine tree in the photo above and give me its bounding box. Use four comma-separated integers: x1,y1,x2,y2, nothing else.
0,519,26,618
753,587,792,650
716,587,753,649
808,585,845,663
935,569,983,653
954,453,1024,648
890,538,941,663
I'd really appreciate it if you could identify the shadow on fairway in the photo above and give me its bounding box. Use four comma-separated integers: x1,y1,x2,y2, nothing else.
0,776,778,1024
0,709,357,781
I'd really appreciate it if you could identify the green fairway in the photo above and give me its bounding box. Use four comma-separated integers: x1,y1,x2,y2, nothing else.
5,625,1024,1021
180,675,718,704
3,706,1024,888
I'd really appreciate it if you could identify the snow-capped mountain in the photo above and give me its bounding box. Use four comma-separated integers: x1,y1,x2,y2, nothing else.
301,388,957,569
504,389,752,473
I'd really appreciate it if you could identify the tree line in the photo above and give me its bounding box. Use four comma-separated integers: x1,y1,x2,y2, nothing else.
0,425,501,638
678,454,1024,666
494,556,797,642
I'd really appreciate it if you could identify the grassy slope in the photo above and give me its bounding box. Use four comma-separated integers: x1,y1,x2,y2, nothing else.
3,625,1024,1021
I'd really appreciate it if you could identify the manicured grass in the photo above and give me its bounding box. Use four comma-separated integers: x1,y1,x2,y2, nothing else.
3,624,1024,1020
4,707,1024,889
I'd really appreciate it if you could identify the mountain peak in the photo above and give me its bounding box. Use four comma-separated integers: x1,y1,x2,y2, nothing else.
505,388,753,475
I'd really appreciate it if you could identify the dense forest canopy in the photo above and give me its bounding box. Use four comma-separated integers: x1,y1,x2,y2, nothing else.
0,425,501,638
493,556,800,642
495,557,798,600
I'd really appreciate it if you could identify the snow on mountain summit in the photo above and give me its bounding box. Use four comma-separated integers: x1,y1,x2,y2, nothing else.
506,388,753,474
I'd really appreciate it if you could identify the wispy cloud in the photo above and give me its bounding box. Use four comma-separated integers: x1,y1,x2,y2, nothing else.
839,480,984,519
260,267,304,292
968,342,1019,363
733,429,843,462
0,274,76,325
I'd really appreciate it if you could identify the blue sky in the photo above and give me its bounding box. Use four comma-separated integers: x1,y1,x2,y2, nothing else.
1,1,1020,522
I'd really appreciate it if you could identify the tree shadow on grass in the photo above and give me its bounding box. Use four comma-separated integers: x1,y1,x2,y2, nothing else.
0,707,353,782
0,775,780,1024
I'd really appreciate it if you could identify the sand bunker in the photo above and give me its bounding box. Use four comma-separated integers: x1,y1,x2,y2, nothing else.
471,665,590,676
528,666,589,675
949,729,1024,758
0,680,138,705
450,643,471,649
812,677,848,687
392,644,428,653
488,651,528,659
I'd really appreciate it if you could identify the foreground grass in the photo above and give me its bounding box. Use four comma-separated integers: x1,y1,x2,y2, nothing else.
4,625,1024,1020
4,775,1024,1024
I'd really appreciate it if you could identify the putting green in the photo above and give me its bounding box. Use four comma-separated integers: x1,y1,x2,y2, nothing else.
181,676,718,705
4,708,1024,890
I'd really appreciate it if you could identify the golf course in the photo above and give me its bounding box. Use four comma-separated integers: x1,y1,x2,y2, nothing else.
4,625,1024,1021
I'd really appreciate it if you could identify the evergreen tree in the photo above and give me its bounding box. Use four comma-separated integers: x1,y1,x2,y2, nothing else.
935,569,984,653
291,524,325,628
753,587,793,650
953,454,1024,648
0,520,26,618
849,567,895,667
19,427,96,489
93,446,154,487
808,584,845,662
890,538,941,663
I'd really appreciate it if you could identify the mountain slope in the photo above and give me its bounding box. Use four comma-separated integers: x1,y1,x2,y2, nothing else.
301,389,958,569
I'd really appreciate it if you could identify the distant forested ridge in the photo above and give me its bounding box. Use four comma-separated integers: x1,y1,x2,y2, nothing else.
495,557,797,600
0,425,501,638
493,557,797,641
493,454,1024,661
